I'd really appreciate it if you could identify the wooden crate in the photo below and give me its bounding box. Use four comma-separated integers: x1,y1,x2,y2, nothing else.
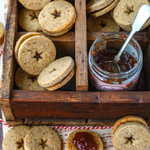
1,0,150,126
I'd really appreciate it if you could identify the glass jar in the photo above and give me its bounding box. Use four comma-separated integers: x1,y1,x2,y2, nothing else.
88,33,143,91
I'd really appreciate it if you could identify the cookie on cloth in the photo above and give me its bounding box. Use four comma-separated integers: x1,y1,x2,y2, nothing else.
24,126,62,150
18,0,51,10
0,22,4,45
90,0,119,18
18,35,56,75
112,116,150,150
14,32,42,64
39,1,76,36
113,0,150,31
87,0,114,13
15,67,45,91
19,8,42,32
67,129,103,150
38,56,75,91
87,13,120,32
2,125,31,150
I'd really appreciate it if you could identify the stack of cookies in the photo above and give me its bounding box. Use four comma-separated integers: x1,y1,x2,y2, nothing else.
113,0,150,31
87,0,119,18
2,126,62,150
18,0,51,32
15,32,75,91
87,0,120,32
38,1,76,36
18,0,76,36
87,0,150,32
112,116,150,150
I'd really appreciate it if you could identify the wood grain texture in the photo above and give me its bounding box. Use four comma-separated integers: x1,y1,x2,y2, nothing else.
24,118,87,126
1,0,18,120
11,90,150,120
75,0,88,91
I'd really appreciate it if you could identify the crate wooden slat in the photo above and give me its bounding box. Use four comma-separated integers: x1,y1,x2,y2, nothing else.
75,0,88,91
11,90,150,120
1,0,18,121
1,0,150,126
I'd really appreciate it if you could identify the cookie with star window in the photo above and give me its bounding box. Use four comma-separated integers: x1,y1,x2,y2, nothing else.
24,126,62,150
2,125,31,150
38,1,76,36
17,34,56,75
112,116,150,150
15,67,46,91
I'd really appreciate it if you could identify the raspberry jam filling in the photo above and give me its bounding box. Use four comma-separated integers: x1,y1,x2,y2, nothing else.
94,49,137,73
73,132,97,150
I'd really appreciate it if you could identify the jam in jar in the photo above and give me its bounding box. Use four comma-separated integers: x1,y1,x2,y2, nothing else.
88,33,143,91
94,49,137,73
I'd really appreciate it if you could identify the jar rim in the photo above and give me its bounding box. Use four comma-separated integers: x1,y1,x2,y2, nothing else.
89,33,143,77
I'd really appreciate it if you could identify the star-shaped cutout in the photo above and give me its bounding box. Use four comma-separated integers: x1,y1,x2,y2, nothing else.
39,139,48,149
28,75,37,82
125,4,134,15
33,52,42,61
51,10,61,19
125,135,134,144
16,139,24,149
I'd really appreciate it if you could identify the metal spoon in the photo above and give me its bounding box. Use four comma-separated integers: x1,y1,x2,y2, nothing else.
104,4,150,73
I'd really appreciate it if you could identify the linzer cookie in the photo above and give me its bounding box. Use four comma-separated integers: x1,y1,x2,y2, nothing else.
0,22,4,45
90,0,119,17
38,56,75,91
18,0,51,10
113,0,150,31
87,13,120,32
19,8,42,32
2,125,31,150
67,129,103,150
15,67,45,91
18,35,56,75
24,126,62,150
112,116,150,150
39,1,76,36
87,0,114,13
14,32,42,64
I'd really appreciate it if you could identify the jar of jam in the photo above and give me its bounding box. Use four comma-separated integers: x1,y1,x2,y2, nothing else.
88,33,143,91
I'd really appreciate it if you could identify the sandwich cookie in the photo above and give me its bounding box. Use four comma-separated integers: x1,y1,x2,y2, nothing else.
113,0,150,31
18,0,51,10
38,56,75,91
87,13,120,32
90,0,119,18
24,126,62,150
112,116,150,150
19,8,42,32
14,32,42,64
18,35,56,75
15,67,45,91
87,0,114,13
2,125,31,150
38,1,76,36
67,129,103,150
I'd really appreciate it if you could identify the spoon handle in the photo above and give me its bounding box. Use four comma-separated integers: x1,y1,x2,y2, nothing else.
114,4,150,63
114,29,136,62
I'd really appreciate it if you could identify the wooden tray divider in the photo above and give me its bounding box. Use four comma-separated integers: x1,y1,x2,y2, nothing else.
75,0,88,91
1,0,18,121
